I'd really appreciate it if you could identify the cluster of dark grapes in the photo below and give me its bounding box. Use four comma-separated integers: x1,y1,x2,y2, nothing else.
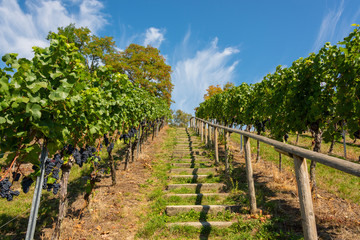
21,176,34,194
284,134,289,142
42,153,63,195
107,142,114,153
12,172,21,181
0,178,20,201
119,128,137,143
72,145,101,167
20,165,38,194
104,134,109,146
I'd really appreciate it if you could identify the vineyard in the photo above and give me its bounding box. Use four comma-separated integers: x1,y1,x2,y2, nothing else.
1,23,360,240
0,30,171,240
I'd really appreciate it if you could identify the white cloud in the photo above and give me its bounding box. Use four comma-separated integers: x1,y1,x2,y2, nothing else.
171,34,239,115
312,0,344,51
143,27,165,48
0,0,106,59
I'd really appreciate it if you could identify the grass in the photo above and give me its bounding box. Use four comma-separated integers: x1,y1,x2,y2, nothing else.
164,193,246,206
167,209,237,222
230,133,360,204
166,187,219,194
169,175,222,184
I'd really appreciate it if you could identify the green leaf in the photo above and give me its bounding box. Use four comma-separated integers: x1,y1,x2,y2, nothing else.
0,117,6,124
27,81,48,93
26,103,42,119
49,88,69,101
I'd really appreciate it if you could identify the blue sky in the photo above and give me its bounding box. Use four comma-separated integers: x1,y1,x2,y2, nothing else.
1,0,360,114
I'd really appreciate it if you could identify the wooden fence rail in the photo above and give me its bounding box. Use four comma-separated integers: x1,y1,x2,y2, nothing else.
190,117,360,240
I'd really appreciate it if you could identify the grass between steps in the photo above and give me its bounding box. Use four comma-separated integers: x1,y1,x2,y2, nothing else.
167,209,237,222
137,127,303,240
165,193,247,206
166,187,219,194
169,174,222,184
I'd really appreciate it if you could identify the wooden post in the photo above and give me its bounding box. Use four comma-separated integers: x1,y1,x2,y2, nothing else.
342,125,347,159
214,127,219,164
256,140,260,162
293,155,318,240
224,129,229,173
208,125,212,147
204,123,208,146
201,121,204,142
197,120,199,134
279,153,282,172
240,134,243,153
244,136,257,214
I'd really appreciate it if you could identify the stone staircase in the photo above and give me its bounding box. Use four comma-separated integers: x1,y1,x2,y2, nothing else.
164,128,238,231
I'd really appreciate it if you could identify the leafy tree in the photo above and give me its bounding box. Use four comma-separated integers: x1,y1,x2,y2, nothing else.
48,23,116,73
172,109,192,127
223,81,235,90
105,44,173,105
204,84,223,100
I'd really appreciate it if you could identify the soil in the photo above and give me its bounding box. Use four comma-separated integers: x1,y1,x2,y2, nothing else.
41,126,169,240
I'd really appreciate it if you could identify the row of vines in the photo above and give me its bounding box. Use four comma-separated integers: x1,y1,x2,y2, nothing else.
0,32,171,239
195,25,360,192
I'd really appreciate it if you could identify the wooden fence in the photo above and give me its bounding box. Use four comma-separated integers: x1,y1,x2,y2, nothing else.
190,117,360,240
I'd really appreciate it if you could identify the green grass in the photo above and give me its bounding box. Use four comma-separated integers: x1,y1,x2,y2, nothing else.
167,187,219,194
167,209,237,222
165,193,247,206
169,175,222,184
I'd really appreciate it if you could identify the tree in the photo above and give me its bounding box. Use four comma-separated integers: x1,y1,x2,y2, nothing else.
172,110,192,127
223,81,235,90
204,84,223,100
48,23,116,73
105,44,173,105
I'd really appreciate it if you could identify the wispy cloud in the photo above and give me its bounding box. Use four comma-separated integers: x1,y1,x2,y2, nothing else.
312,0,344,51
171,34,239,114
143,27,165,48
0,0,107,59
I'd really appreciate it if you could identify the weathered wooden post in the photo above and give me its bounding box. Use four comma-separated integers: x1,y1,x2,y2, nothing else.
204,123,208,146
201,121,204,142
279,153,282,172
208,124,212,147
244,135,257,214
256,140,261,162
240,134,243,153
293,155,318,240
214,127,219,164
224,129,229,174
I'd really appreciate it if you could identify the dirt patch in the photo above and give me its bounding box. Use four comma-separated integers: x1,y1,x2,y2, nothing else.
41,126,169,240
227,140,360,240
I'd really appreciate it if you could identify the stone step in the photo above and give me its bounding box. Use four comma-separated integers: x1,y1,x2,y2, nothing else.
167,221,235,228
172,151,207,156
170,168,217,175
173,148,204,151
170,175,214,181
167,183,226,192
164,193,229,198
166,205,240,216
171,163,213,168
172,158,213,163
